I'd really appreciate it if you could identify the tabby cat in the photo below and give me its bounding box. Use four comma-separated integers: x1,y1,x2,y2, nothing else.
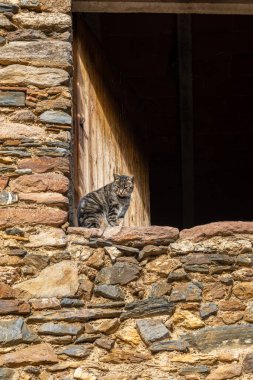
77,174,134,228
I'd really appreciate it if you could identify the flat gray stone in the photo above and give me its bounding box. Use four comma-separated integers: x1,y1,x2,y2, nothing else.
0,3,19,13
243,353,253,373
200,303,218,320
95,262,140,285
184,324,253,351
39,110,71,125
57,344,92,358
38,322,82,336
0,318,39,346
121,297,175,320
0,91,25,107
136,319,170,345
61,298,84,308
94,284,125,301
0,191,18,205
150,339,189,353
0,36,5,46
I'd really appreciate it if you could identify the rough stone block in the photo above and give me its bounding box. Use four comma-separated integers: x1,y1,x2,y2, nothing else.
0,207,68,228
0,64,69,88
0,317,39,346
14,261,79,298
136,319,170,345
10,172,69,193
0,122,45,141
0,343,58,366
0,41,72,69
13,12,71,32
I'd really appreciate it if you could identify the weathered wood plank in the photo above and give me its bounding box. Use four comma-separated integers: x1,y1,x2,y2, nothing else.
72,1,253,14
73,15,150,226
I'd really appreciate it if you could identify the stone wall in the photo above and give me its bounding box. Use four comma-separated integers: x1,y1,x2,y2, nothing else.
0,0,72,228
0,222,253,379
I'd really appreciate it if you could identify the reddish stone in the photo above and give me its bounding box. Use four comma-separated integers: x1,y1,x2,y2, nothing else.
103,226,179,247
0,175,9,190
10,173,69,194
0,207,67,229
219,300,246,311
0,283,16,299
0,343,58,366
67,227,103,238
0,299,30,315
17,156,70,175
180,221,253,242
19,192,69,207
203,283,227,301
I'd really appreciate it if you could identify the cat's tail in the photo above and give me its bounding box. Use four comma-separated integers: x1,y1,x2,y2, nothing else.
77,198,86,227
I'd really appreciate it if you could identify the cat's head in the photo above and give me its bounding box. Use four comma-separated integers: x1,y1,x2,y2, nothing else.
113,174,134,198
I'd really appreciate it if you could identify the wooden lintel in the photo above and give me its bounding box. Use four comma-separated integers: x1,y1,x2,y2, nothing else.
72,1,253,15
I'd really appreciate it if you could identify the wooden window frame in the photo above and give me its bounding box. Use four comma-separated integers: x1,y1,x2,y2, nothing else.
72,0,253,15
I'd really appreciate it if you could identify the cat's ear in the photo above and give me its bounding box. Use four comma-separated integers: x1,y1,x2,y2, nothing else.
130,175,134,183
113,173,120,181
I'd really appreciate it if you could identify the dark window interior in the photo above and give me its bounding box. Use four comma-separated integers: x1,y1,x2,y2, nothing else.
83,13,253,229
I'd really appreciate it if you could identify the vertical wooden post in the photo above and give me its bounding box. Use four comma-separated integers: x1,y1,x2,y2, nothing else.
177,14,195,228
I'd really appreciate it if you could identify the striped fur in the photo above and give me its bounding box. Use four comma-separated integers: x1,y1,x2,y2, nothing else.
78,174,134,228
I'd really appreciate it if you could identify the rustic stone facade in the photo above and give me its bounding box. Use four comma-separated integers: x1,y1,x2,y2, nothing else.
0,0,72,230
0,222,252,379
1,1,253,380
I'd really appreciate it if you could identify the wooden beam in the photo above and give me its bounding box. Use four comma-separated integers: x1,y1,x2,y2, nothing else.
72,1,253,14
177,14,194,228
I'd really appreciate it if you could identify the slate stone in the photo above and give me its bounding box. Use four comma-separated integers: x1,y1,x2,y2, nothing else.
0,90,25,107
184,264,209,273
95,262,140,285
40,110,72,125
0,191,18,205
38,322,82,336
149,281,172,298
0,368,15,380
150,339,189,353
136,319,170,345
87,302,125,309
138,245,168,260
121,297,175,320
95,337,115,351
94,284,125,301
0,150,31,157
179,366,210,375
75,334,101,343
57,344,92,358
23,254,49,269
200,303,218,320
36,147,69,157
167,268,189,282
5,227,24,237
0,3,19,13
243,353,253,373
0,318,39,346
183,324,253,351
20,0,40,9
61,298,84,308
170,282,202,302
